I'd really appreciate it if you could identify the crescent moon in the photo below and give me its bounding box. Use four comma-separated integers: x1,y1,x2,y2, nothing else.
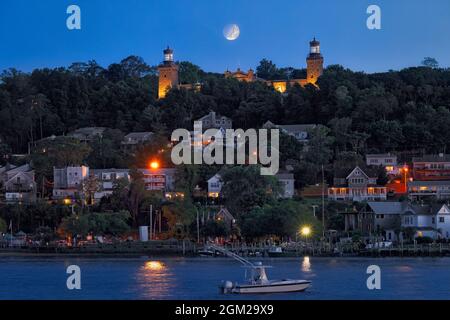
223,24,240,41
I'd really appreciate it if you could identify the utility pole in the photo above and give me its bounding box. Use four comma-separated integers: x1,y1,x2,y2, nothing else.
149,204,153,241
196,207,200,244
322,164,325,238
159,210,162,233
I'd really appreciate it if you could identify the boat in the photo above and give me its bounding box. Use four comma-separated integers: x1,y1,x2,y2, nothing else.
267,246,283,257
197,249,215,257
220,262,311,294
205,243,311,294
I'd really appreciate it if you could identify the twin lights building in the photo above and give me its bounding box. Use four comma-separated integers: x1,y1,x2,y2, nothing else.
158,38,324,99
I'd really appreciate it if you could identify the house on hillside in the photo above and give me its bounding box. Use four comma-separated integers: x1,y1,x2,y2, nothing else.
0,164,36,203
195,111,232,130
263,121,316,144
122,132,153,150
328,166,387,202
52,166,90,202
412,153,450,181
67,127,106,143
366,153,399,175
91,169,130,202
408,180,450,200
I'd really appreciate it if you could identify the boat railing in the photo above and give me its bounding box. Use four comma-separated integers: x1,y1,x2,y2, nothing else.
206,242,255,267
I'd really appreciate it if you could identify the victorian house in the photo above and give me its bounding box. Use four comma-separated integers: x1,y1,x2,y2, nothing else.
328,166,387,201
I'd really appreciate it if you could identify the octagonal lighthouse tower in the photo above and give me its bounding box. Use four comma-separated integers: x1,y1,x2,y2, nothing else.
158,47,179,99
306,38,324,85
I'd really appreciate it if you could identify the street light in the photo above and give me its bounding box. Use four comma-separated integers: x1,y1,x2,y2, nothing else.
150,161,159,170
301,226,311,237
402,165,409,193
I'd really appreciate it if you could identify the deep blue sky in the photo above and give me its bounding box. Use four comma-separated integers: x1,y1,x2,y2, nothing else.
0,0,449,73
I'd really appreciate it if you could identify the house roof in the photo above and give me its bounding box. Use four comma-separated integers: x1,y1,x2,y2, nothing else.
405,204,433,215
263,121,316,134
216,207,235,221
367,201,406,215
124,132,153,140
366,153,397,158
92,168,130,175
413,154,450,162
5,163,32,174
408,180,450,187
67,127,106,139
196,111,230,122
334,165,379,180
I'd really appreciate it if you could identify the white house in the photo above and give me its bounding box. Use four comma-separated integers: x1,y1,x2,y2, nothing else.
275,172,295,199
1,164,36,203
207,173,222,198
328,166,387,202
53,166,90,200
91,169,130,201
401,204,450,240
366,153,399,175
408,180,450,200
436,205,450,239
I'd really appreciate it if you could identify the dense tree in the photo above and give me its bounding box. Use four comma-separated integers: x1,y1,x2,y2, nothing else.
220,165,281,215
422,57,439,69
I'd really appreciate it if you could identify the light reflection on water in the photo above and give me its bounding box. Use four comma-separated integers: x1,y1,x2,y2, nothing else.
301,256,311,273
135,260,176,299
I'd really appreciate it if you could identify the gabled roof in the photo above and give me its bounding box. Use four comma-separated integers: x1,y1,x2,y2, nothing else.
334,165,378,180
216,207,235,221
346,166,370,180
5,163,32,174
436,204,450,215
403,204,434,216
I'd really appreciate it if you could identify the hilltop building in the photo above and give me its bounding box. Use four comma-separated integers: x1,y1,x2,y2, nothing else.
225,38,324,92
157,38,324,98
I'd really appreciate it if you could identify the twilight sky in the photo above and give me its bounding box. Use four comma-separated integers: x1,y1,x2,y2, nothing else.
0,0,449,73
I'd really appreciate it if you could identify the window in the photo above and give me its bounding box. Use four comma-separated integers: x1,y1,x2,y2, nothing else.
439,217,445,223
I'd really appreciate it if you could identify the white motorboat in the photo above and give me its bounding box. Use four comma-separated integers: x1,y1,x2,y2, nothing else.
205,243,311,294
221,262,311,294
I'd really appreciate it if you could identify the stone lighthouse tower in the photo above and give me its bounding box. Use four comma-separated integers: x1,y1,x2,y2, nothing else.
306,38,324,85
158,47,179,99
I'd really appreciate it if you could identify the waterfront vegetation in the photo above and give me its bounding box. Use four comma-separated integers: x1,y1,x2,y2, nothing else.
1,57,450,246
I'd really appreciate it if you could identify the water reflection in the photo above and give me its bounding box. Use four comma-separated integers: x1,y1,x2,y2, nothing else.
135,260,176,299
302,256,311,272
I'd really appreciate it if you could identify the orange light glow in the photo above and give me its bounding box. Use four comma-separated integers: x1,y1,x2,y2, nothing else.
144,261,165,271
150,161,160,170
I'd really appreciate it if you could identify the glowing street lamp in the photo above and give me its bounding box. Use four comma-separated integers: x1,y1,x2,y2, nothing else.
150,160,159,170
301,226,311,237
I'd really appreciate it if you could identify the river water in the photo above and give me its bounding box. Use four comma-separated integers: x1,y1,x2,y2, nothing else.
0,256,449,299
